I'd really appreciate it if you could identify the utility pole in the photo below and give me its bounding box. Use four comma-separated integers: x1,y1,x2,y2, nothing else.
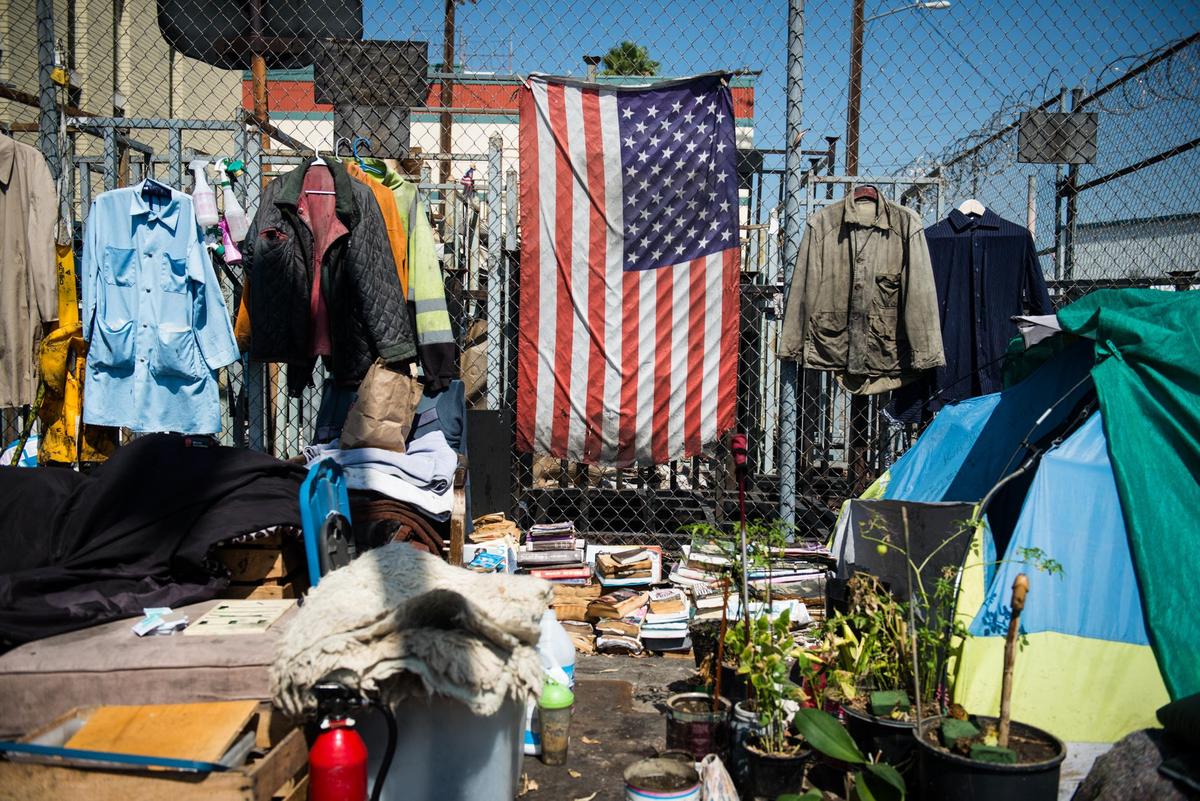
845,0,865,177
440,0,457,186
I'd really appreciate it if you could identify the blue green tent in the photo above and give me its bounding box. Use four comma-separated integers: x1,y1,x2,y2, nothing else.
877,289,1199,743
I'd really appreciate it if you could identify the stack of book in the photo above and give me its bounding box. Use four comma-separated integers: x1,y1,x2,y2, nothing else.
639,588,692,652
596,548,654,583
587,589,649,655
559,620,597,654
517,522,590,584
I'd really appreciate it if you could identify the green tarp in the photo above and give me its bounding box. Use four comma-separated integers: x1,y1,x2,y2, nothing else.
1059,289,1200,700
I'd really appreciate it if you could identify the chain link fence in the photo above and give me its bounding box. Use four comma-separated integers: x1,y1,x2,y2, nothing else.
1,1,1197,546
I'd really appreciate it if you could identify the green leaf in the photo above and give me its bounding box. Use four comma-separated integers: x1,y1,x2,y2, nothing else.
860,762,906,801
791,707,865,765
776,792,823,801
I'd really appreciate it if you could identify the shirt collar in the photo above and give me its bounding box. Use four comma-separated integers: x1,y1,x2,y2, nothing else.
947,208,1002,232
129,183,182,233
842,192,895,232
275,158,361,230
0,136,16,186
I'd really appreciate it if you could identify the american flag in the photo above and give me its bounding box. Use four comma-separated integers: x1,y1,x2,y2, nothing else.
516,72,740,466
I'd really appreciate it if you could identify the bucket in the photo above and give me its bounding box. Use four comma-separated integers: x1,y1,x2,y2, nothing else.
664,693,730,760
914,715,1066,801
360,693,524,801
728,700,764,794
624,755,702,801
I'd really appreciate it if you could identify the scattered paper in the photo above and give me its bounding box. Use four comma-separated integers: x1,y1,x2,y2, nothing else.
580,736,601,744
568,769,582,778
517,773,539,796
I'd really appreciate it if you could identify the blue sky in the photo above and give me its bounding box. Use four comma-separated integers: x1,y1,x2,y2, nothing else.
364,1,1199,240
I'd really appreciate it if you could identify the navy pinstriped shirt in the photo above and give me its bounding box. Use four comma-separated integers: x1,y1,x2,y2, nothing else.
891,209,1053,422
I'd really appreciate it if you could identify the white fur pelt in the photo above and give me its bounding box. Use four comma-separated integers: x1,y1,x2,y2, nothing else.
270,543,552,718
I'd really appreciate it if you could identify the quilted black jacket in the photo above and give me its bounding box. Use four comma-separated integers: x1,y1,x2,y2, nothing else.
244,159,416,395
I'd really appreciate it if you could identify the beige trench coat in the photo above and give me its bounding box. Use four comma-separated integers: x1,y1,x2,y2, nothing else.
0,135,58,408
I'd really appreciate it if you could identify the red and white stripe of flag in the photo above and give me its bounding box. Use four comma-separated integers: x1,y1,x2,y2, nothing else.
516,77,739,467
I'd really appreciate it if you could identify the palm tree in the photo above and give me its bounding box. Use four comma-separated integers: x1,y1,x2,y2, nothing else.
600,41,660,77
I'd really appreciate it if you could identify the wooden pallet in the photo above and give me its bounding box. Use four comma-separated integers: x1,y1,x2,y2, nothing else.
0,703,306,801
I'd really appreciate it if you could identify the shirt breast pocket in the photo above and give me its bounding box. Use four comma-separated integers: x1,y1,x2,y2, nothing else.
103,246,137,286
875,270,902,308
161,254,190,294
101,247,138,325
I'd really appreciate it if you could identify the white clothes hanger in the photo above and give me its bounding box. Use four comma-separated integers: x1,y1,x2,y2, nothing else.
957,198,985,216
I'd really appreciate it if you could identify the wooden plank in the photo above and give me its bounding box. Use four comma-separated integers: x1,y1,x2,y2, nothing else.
275,775,308,801
65,701,260,764
0,761,251,801
249,728,308,801
220,580,306,601
450,465,467,566
216,545,305,582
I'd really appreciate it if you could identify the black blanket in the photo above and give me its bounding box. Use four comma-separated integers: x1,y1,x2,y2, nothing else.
0,434,305,646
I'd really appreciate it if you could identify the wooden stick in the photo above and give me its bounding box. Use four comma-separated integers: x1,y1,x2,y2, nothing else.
713,577,731,712
998,573,1029,748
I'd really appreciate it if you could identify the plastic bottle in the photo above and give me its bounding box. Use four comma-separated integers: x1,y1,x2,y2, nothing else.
216,158,251,242
523,610,577,756
189,160,219,227
537,680,574,766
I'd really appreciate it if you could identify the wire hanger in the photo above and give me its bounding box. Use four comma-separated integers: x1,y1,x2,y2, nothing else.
957,198,985,216
334,137,352,159
353,136,385,177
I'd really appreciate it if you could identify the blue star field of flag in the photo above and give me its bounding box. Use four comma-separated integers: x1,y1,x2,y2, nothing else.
617,75,740,271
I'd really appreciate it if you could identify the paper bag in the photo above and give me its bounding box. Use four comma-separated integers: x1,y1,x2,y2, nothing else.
340,360,424,452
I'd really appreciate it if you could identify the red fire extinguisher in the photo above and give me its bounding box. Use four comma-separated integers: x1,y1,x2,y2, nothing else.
309,715,368,801
307,672,397,801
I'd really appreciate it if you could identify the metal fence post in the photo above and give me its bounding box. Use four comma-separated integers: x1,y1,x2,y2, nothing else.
486,134,504,410
36,0,59,178
779,0,806,528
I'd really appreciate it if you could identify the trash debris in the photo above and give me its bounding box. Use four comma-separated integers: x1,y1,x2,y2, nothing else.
568,769,582,778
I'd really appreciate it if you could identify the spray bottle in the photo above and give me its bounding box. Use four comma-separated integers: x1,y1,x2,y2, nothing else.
189,160,219,227
216,158,250,242
218,219,243,264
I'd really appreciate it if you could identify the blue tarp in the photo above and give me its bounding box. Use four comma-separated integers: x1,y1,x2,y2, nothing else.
884,338,1094,503
969,414,1149,645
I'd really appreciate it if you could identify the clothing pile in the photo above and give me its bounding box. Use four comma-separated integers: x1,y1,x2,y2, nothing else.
271,542,552,717
0,434,306,646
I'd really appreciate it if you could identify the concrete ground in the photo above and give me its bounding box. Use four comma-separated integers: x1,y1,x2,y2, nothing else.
520,653,700,801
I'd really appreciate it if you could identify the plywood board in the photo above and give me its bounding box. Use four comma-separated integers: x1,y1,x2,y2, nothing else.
65,701,258,763
184,600,295,636
216,545,305,582
219,580,305,601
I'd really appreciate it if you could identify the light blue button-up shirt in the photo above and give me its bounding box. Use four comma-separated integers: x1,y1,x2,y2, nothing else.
82,182,239,434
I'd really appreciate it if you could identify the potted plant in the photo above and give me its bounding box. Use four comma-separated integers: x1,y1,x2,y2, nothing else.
787,706,908,801
912,574,1066,801
724,607,816,799
682,519,791,702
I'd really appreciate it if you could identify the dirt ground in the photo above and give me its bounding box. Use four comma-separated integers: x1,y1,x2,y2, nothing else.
519,653,700,801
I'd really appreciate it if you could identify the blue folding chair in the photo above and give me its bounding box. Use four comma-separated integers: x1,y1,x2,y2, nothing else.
299,458,355,588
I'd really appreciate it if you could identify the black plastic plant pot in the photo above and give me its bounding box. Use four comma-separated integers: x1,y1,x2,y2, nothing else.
744,740,812,799
841,704,922,770
914,716,1066,801
718,663,748,703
